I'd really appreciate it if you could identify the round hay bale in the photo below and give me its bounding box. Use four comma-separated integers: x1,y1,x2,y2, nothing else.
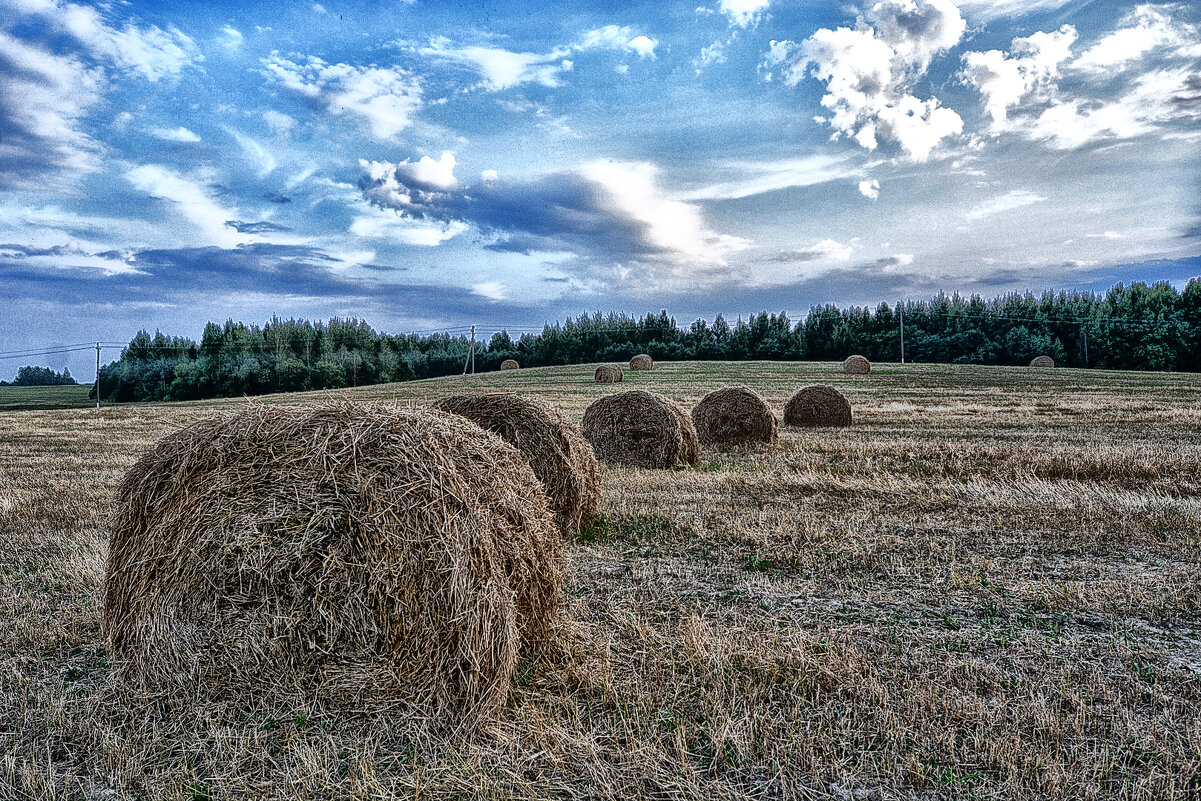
434,393,601,538
629,354,653,371
594,364,624,383
581,390,700,469
1030,355,1055,368
691,386,778,447
500,359,520,371
104,402,562,724
843,355,871,375
784,385,852,428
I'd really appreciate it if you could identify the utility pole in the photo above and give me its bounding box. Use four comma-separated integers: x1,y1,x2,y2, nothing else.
95,342,101,409
469,325,476,374
1082,328,1089,367
898,303,905,364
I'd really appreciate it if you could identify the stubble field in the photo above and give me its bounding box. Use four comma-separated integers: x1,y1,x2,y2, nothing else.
1,361,1199,800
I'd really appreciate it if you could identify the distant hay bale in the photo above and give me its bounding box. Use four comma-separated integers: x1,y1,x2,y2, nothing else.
581,390,700,469
784,385,852,428
500,359,520,371
1030,355,1055,368
104,402,562,725
691,386,778,447
594,364,624,383
434,393,601,538
629,354,653,371
843,355,871,375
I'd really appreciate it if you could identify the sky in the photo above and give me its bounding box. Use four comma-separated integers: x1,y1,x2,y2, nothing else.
1,0,1199,379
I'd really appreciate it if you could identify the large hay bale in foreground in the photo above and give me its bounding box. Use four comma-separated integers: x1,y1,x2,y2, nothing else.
594,364,624,383
691,386,778,447
843,355,871,375
104,403,562,724
784,385,852,427
629,354,653,371
434,393,601,538
581,390,700,469
500,359,520,371
1030,355,1055,368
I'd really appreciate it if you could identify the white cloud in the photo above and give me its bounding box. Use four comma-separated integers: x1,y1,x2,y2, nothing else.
962,10,1200,149
628,36,658,59
877,252,915,270
579,26,658,58
581,161,749,264
150,126,202,143
718,0,771,28
358,151,460,216
955,0,1076,23
770,238,855,262
1074,5,1196,74
0,30,104,188
126,165,242,246
965,189,1046,220
471,281,508,300
7,0,200,81
220,25,243,48
225,128,277,177
868,0,966,71
859,178,880,199
675,153,867,201
360,156,749,273
767,0,966,161
262,109,297,136
419,25,657,92
961,26,1077,127
0,243,143,276
262,55,422,139
349,204,468,246
1024,67,1197,149
420,38,574,91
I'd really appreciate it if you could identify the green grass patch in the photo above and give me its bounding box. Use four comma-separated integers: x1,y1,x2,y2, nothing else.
0,384,93,411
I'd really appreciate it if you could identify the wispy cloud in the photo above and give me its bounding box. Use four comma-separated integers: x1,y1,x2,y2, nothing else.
965,189,1047,221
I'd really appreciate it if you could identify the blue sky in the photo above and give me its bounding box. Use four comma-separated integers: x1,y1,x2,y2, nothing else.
1,0,1199,378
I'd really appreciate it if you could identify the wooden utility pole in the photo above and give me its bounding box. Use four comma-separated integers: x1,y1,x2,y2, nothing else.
899,303,905,364
94,343,101,408
469,325,476,374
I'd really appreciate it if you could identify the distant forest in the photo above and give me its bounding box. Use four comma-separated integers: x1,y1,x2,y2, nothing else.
1,365,77,387
92,279,1201,403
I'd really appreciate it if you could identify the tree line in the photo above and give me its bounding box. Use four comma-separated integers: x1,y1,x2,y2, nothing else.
1,365,78,387
91,279,1201,403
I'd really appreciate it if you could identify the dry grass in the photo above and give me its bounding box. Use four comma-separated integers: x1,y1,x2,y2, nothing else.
2,360,1200,800
630,354,654,371
501,359,520,371
1031,355,1055,368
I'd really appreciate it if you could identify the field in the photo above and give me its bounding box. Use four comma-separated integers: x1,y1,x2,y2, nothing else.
1,361,1199,800
0,383,92,412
